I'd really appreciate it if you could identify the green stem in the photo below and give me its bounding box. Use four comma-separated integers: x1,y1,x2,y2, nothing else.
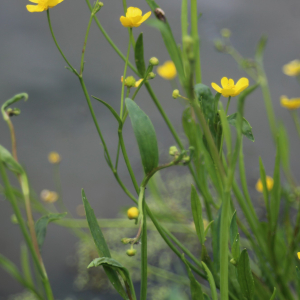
47,10,78,75
80,12,94,75
190,0,201,83
140,193,147,300
120,31,132,119
225,96,231,114
291,110,300,139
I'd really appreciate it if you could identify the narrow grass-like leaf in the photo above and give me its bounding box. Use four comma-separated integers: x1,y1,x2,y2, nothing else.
219,102,232,155
135,33,146,77
92,96,122,126
237,249,254,300
82,189,128,299
0,145,24,175
204,220,214,238
259,157,270,214
231,233,240,263
35,213,67,249
203,294,211,300
296,266,300,280
202,262,218,300
21,244,33,286
212,205,222,272
270,288,276,300
88,257,136,300
270,145,280,231
181,254,205,300
227,114,254,142
191,184,205,245
125,98,159,174
278,124,290,177
229,211,238,246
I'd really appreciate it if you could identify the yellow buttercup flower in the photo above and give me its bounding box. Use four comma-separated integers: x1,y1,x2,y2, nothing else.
297,252,300,260
26,0,64,13
120,7,151,28
48,152,61,164
127,207,139,219
255,176,274,193
40,189,59,203
282,60,300,77
280,96,300,110
157,61,177,80
211,77,249,97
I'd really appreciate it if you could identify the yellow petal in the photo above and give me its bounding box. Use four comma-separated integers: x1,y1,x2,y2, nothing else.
297,252,300,260
130,15,143,27
126,7,142,18
221,77,228,88
228,78,234,87
137,11,151,24
26,4,45,12
211,82,222,93
235,77,249,91
120,16,133,27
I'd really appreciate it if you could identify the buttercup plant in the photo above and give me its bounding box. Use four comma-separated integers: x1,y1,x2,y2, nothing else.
2,1,300,300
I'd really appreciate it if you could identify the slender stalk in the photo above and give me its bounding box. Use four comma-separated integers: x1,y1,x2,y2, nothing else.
140,194,147,300
291,110,300,139
5,117,18,161
190,0,201,83
120,32,132,119
225,96,231,114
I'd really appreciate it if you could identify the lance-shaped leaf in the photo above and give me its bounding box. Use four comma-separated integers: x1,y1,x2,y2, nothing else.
35,213,67,249
125,98,159,174
181,254,205,300
270,288,276,300
212,205,222,272
0,145,24,175
229,211,238,247
227,114,254,142
202,262,218,300
82,189,128,299
191,185,205,245
237,249,254,300
88,257,136,300
231,233,240,263
135,33,146,77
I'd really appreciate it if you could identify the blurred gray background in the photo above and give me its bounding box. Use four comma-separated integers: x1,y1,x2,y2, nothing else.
1,0,300,298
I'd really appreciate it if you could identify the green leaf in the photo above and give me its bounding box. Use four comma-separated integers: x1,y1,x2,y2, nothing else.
203,294,211,300
125,98,159,174
237,249,254,300
0,145,24,175
88,257,136,300
270,288,276,300
204,220,214,238
231,233,240,263
92,96,122,126
227,114,254,142
278,124,290,177
181,254,205,300
229,211,238,246
255,35,268,61
35,213,67,249
134,33,146,77
191,185,205,245
21,244,33,286
296,266,300,280
202,262,218,300
259,157,270,213
1,93,28,121
212,205,222,272
82,189,128,299
218,102,232,155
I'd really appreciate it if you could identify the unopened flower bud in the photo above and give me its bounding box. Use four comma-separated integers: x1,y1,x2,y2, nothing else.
172,89,180,99
147,72,156,79
121,238,131,245
169,146,179,156
149,57,159,66
183,36,194,61
221,28,231,38
230,258,237,265
124,76,136,88
214,40,226,52
126,249,137,256
6,108,21,117
93,1,104,14
127,207,139,220
182,156,190,164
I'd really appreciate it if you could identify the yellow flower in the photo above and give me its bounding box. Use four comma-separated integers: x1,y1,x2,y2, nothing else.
127,207,139,219
26,0,64,13
120,7,151,28
255,176,274,193
48,152,61,164
211,77,249,97
157,61,177,80
282,60,300,77
297,252,300,260
40,189,59,203
280,95,300,110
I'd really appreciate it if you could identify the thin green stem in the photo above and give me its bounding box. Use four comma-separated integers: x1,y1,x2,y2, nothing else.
291,110,300,139
47,10,78,75
191,0,201,83
225,96,231,114
120,31,132,119
140,194,147,300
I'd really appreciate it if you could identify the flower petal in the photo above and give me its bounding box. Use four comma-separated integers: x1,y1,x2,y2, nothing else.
235,77,249,91
126,7,142,18
221,77,228,88
137,11,151,24
120,16,133,27
26,4,45,12
211,82,222,93
228,78,234,87
130,15,143,27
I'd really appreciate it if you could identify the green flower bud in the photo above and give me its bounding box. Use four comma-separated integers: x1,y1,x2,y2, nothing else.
182,156,190,164
172,89,180,99
214,40,226,52
230,258,237,265
221,28,231,38
126,249,137,256
121,238,131,245
6,108,21,117
149,57,159,66
169,146,179,156
147,72,156,79
125,76,136,87
93,1,104,14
